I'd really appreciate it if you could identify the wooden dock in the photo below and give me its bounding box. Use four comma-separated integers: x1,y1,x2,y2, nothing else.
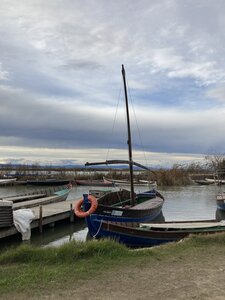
0,199,78,240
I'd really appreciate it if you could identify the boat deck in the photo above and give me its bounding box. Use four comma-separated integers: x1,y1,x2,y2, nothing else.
141,220,225,229
130,197,164,210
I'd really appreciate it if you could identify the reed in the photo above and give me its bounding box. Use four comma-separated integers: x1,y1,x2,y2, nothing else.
154,167,190,186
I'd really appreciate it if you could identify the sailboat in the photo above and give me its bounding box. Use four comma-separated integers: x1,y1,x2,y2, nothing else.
74,65,165,238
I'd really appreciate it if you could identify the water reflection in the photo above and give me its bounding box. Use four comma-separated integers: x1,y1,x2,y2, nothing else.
43,227,89,248
31,221,87,247
216,209,225,221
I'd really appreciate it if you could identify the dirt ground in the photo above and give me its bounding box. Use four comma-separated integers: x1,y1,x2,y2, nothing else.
60,257,225,300
5,244,225,300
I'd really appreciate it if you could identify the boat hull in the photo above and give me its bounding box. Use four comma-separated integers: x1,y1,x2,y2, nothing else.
206,178,225,185
194,180,214,185
103,177,156,187
98,221,225,248
13,187,72,210
75,180,114,187
0,178,17,186
26,180,71,186
84,193,164,237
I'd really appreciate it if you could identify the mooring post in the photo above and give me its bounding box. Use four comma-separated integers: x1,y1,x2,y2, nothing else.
83,194,90,211
70,203,74,223
39,205,43,233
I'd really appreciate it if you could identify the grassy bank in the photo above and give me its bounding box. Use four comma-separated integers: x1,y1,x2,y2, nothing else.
0,233,225,299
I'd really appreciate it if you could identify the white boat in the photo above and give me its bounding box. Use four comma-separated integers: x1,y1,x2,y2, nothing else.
103,176,157,187
0,178,17,185
0,185,72,210
205,178,225,185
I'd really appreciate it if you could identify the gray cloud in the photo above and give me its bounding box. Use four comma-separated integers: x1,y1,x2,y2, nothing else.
1,0,225,166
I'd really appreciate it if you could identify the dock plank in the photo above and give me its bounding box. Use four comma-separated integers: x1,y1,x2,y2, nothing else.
13,195,70,210
0,199,78,240
31,199,75,218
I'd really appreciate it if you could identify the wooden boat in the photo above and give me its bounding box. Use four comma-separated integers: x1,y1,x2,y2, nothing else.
0,178,17,186
75,179,114,187
88,188,156,199
205,178,225,185
194,179,214,185
89,189,112,198
96,220,225,248
26,179,71,186
77,188,164,237
0,185,72,210
103,176,157,187
0,185,72,228
14,187,71,210
74,65,164,238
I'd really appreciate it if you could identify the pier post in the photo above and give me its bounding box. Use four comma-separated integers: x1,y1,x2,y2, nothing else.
39,205,43,233
70,203,74,223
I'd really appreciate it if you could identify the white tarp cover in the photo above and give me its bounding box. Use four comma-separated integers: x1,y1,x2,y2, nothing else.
13,209,35,240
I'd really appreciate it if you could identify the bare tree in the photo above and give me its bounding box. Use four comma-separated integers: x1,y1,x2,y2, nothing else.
205,153,225,179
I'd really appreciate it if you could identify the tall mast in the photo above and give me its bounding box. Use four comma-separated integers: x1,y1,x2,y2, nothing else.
121,64,135,206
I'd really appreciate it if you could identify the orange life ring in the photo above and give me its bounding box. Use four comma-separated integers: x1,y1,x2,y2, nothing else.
74,195,98,218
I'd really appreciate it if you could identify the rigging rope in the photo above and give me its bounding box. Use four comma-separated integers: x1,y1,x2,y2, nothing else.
106,81,122,161
127,81,149,168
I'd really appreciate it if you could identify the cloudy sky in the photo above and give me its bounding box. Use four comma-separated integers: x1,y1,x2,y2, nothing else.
1,0,225,168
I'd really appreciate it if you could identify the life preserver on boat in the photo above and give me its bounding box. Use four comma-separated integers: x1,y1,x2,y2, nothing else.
74,195,98,218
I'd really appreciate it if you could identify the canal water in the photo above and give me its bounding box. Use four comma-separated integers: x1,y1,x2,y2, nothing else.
0,184,224,248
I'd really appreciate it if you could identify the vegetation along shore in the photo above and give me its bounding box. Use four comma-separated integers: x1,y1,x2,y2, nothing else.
1,154,224,186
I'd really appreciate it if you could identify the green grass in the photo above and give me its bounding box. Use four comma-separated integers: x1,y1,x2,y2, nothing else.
0,233,225,295
0,239,128,265
0,239,128,293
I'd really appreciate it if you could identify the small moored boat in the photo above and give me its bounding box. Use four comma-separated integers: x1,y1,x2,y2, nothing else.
26,179,71,186
103,176,157,187
0,185,72,211
0,178,17,186
75,179,114,187
98,220,225,248
194,179,214,185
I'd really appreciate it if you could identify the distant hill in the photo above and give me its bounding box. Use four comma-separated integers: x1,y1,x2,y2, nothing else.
0,163,161,171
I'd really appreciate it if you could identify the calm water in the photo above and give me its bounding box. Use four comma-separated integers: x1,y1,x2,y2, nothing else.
0,184,224,248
